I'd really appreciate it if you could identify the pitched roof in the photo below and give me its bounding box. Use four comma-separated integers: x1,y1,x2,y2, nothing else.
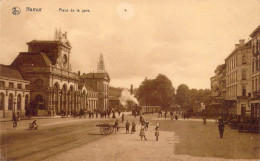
11,52,52,68
27,39,72,49
78,83,95,92
225,40,251,61
0,64,25,80
250,25,260,38
80,72,110,81
85,84,94,92
27,40,60,44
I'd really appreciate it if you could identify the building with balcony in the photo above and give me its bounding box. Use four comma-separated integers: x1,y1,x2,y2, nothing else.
0,65,30,118
249,25,260,119
225,39,252,117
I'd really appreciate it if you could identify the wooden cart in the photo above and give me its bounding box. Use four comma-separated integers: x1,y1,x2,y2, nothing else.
96,123,115,135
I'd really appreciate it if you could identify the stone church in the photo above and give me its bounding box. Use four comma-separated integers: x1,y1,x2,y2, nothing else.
79,54,110,111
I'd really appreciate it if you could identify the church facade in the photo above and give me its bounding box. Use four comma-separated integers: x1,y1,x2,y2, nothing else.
79,54,110,111
0,31,107,118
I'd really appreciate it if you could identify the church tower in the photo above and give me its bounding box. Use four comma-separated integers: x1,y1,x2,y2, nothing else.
97,53,106,73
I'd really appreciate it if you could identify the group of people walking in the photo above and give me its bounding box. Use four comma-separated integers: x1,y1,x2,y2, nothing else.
114,114,160,141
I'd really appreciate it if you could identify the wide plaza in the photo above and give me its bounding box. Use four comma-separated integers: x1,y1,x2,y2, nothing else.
0,113,259,161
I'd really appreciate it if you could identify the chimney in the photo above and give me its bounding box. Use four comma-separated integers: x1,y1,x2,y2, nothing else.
239,39,245,46
78,71,80,76
130,84,133,95
235,44,239,49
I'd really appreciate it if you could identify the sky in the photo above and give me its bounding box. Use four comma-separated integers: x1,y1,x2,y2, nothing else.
1,0,260,90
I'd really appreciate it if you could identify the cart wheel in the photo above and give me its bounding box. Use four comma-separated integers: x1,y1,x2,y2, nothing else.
100,127,104,134
109,127,114,134
103,126,111,135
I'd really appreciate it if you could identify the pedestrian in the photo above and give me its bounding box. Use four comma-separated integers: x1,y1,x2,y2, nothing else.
112,111,116,119
91,112,94,119
175,114,178,120
125,120,130,134
155,128,159,141
203,116,206,125
139,127,147,141
31,120,38,130
13,118,17,130
134,111,137,118
122,113,124,123
131,121,136,134
114,119,119,133
218,120,225,138
108,110,110,118
88,111,91,118
170,111,173,120
52,108,54,116
164,111,167,119
48,109,51,117
144,121,149,131
140,115,144,125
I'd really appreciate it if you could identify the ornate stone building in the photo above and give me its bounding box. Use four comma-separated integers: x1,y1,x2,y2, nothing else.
250,25,260,118
0,65,30,118
10,31,88,116
79,54,110,111
225,39,252,117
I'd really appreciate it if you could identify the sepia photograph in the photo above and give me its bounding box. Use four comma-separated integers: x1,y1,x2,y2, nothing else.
0,0,260,160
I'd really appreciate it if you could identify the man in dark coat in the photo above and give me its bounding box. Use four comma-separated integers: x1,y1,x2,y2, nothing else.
114,119,119,133
125,120,130,134
218,120,225,138
122,113,124,123
131,121,136,134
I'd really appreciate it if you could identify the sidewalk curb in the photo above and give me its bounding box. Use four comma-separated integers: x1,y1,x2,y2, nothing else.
0,116,63,122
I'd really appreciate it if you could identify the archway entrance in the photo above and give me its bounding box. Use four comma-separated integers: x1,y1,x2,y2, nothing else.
33,95,44,116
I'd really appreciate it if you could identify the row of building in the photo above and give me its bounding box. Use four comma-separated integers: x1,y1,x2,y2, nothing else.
0,31,110,118
210,25,260,119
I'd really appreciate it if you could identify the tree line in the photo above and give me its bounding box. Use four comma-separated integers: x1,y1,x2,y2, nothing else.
135,74,211,110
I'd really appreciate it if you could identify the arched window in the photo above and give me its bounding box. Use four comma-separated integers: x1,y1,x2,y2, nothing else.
34,79,44,89
8,94,13,110
17,94,22,110
0,93,4,110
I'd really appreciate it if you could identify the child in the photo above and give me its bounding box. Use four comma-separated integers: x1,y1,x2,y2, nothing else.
13,119,17,130
139,128,147,141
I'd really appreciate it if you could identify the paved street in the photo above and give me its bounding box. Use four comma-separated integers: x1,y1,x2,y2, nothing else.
152,118,260,160
0,114,260,161
0,117,115,161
